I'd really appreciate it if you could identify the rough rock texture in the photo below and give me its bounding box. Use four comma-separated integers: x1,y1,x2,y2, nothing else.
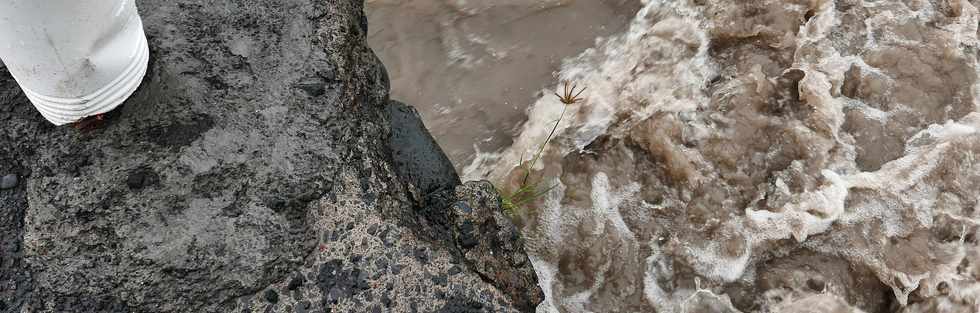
0,0,539,312
0,157,30,312
474,0,980,312
450,182,545,312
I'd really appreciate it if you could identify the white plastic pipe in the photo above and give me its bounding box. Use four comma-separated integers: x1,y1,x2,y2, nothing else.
0,0,149,125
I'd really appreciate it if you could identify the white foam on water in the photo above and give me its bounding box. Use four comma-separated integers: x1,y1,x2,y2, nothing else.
462,0,726,310
464,0,716,182
463,0,980,311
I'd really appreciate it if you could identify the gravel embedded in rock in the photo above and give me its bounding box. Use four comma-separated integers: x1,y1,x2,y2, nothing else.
0,174,17,190
287,275,305,291
294,300,310,313
264,289,279,303
125,167,158,190
447,266,461,276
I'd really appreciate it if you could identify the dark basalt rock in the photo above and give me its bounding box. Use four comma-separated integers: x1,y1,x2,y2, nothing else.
0,0,540,312
386,93,543,312
389,100,461,197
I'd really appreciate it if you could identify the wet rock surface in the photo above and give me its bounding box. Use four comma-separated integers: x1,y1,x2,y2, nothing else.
0,0,539,312
450,182,545,312
476,0,980,312
389,100,460,197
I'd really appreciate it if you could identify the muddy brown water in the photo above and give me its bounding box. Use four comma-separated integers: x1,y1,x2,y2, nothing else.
366,0,641,170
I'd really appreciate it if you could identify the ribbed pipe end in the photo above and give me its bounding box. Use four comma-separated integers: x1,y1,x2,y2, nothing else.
22,22,150,126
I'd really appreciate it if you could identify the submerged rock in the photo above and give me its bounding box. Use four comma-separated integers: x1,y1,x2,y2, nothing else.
0,0,539,312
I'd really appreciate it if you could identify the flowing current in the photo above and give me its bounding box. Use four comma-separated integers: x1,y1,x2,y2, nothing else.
366,0,641,169
372,1,980,312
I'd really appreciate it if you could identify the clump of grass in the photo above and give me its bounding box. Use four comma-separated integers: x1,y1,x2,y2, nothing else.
500,81,586,216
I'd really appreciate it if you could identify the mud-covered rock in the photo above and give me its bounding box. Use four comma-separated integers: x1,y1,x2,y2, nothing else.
0,0,539,312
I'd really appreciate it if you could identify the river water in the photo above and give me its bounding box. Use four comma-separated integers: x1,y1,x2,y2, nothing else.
369,1,980,312
366,0,640,171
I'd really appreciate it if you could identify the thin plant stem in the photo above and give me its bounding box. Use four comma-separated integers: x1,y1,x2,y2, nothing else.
522,105,566,186
500,81,585,217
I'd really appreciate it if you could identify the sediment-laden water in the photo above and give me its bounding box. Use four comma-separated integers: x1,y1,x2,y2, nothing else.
373,1,980,312
367,0,640,169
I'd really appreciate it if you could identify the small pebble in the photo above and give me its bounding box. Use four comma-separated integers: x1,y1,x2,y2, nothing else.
374,258,388,269
414,248,429,263
287,275,305,290
356,271,370,290
1,174,18,190
381,294,392,307
295,301,311,313
447,266,462,276
264,289,279,303
454,201,473,213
